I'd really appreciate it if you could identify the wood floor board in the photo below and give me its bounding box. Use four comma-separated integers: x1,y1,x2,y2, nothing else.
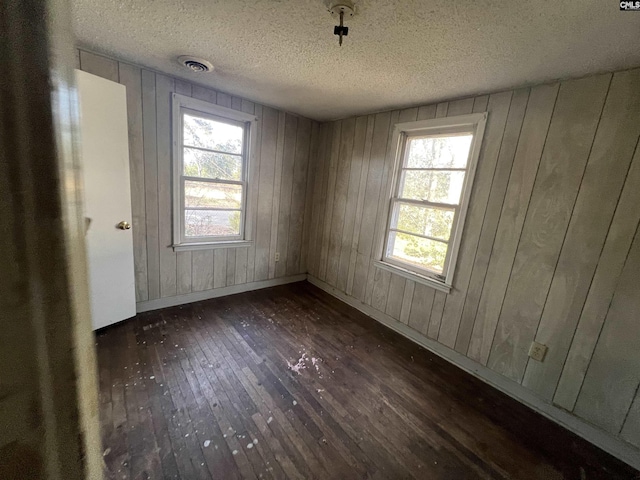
96,282,638,479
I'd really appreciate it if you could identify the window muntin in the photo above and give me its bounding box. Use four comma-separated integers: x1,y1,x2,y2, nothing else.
383,120,483,285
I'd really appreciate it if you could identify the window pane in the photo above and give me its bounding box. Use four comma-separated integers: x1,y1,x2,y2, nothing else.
185,180,242,209
185,209,241,237
184,147,242,181
406,134,472,169
394,203,455,241
400,170,465,204
388,231,448,274
183,113,243,154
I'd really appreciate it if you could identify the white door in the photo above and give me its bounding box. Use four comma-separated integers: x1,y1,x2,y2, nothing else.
76,69,136,330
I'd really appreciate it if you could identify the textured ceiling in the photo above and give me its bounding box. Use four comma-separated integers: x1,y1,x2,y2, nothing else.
73,0,640,121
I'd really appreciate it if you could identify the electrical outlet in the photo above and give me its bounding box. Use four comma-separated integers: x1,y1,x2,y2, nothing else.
528,341,548,362
275,252,280,262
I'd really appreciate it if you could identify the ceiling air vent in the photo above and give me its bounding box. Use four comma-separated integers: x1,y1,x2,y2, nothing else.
177,56,214,73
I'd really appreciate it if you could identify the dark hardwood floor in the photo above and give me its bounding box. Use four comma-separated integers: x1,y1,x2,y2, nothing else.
97,281,639,479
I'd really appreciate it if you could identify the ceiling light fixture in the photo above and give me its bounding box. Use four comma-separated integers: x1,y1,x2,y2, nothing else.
329,2,355,46
177,56,214,73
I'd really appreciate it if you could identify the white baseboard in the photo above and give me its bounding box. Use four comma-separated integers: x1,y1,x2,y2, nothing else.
136,274,307,313
306,274,640,471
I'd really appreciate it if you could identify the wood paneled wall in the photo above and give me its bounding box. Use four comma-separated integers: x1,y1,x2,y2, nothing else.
78,48,640,457
306,68,640,450
77,50,319,308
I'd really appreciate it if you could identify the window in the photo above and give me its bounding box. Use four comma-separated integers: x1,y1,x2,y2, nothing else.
172,94,256,251
377,113,487,292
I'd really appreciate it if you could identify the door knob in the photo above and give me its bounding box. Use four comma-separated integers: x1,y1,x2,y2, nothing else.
117,221,131,230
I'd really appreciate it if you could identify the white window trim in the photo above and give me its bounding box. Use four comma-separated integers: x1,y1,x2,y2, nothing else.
374,112,488,293
171,93,258,252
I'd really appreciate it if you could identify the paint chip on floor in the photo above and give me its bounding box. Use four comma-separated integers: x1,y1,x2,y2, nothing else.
204,440,211,447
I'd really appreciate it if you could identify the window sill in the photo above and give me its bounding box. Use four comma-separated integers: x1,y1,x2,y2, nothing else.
172,240,253,252
373,260,452,294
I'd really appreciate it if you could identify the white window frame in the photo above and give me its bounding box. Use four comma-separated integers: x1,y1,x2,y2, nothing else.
171,93,257,251
374,112,487,293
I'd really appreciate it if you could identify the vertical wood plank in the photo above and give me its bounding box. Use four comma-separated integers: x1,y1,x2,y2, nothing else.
622,391,640,449
245,103,263,283
371,268,391,312
191,85,216,104
275,114,298,278
573,228,640,433
318,121,342,281
141,69,160,300
79,50,118,81
472,96,489,113
453,88,530,353
213,249,227,288
191,250,214,291
427,293,446,340
269,112,286,278
416,104,437,121
287,117,312,275
554,141,640,410
398,107,419,123
118,63,149,302
300,121,319,274
216,92,231,108
337,116,367,291
435,103,449,117
523,69,640,400
352,112,391,302
327,118,356,287
225,249,236,286
385,274,406,320
306,124,324,277
488,74,611,382
447,98,475,116
231,96,242,111
305,124,322,276
468,84,559,365
308,123,331,277
253,107,278,281
408,283,435,335
346,115,375,296
176,252,192,295
156,74,177,298
398,280,415,325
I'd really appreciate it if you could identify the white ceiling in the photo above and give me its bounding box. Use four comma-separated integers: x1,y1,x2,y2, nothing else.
72,0,640,121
